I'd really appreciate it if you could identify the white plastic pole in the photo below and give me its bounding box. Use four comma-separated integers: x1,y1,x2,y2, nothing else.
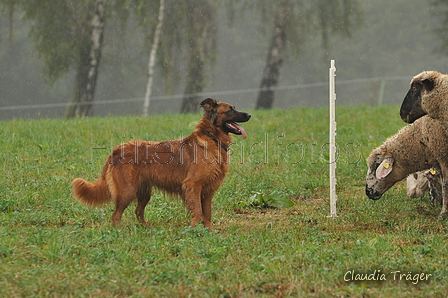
329,60,338,217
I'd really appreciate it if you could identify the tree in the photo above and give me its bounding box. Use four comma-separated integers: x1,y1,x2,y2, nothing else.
18,0,107,118
255,0,361,109
0,0,15,44
131,0,217,114
142,0,164,116
66,0,107,117
256,0,288,110
180,0,216,113
432,0,448,56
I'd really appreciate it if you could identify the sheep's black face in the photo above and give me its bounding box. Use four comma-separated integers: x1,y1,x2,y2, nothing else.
365,160,384,200
400,78,434,123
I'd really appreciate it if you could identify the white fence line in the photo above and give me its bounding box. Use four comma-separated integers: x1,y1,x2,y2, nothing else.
0,76,410,112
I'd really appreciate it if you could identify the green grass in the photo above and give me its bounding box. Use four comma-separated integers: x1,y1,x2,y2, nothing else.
1,105,447,297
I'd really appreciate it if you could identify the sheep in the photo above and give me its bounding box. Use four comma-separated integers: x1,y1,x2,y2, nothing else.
400,70,448,124
406,172,429,198
406,169,442,205
398,70,447,208
365,115,448,219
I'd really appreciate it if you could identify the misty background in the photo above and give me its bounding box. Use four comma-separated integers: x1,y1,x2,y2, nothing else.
1,0,448,120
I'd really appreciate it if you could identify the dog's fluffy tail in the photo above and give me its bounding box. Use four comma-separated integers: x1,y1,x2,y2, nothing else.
71,176,111,206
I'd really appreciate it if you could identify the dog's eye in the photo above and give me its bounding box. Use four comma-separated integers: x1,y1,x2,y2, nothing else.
225,109,235,114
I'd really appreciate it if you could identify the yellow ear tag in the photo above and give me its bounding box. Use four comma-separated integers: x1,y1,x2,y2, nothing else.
383,163,390,169
430,169,436,175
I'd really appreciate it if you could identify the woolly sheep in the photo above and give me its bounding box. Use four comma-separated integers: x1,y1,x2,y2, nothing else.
400,70,448,123
365,115,448,218
406,172,429,198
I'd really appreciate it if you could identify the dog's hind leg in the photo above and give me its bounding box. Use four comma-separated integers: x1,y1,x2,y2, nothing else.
135,184,151,228
112,202,128,229
111,191,135,228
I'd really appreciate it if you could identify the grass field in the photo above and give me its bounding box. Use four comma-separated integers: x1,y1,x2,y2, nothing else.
1,105,447,297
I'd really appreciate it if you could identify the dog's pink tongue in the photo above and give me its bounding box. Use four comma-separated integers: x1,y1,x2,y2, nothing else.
234,123,247,139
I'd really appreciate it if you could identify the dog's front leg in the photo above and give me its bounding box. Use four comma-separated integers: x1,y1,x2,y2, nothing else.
201,187,218,230
182,181,203,228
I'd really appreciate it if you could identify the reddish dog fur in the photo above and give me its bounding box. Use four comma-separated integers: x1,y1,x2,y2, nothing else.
71,98,251,229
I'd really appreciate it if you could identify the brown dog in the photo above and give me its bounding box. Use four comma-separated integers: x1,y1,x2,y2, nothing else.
71,98,251,229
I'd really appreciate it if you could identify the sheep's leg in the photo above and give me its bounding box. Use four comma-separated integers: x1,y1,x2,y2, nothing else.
440,200,448,219
429,182,436,205
438,180,448,220
439,204,447,219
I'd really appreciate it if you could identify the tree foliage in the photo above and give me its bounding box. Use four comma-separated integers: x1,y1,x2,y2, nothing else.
21,1,99,83
254,0,362,109
5,0,447,119
0,0,15,44
181,0,216,113
114,0,218,114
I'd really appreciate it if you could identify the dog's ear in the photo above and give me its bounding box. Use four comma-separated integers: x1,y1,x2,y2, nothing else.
200,98,218,112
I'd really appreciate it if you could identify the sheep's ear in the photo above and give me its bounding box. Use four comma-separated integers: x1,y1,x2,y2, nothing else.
376,157,394,179
421,78,434,91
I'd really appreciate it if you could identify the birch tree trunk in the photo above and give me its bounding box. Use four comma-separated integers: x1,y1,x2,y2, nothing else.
65,0,106,118
143,0,165,117
255,0,288,110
